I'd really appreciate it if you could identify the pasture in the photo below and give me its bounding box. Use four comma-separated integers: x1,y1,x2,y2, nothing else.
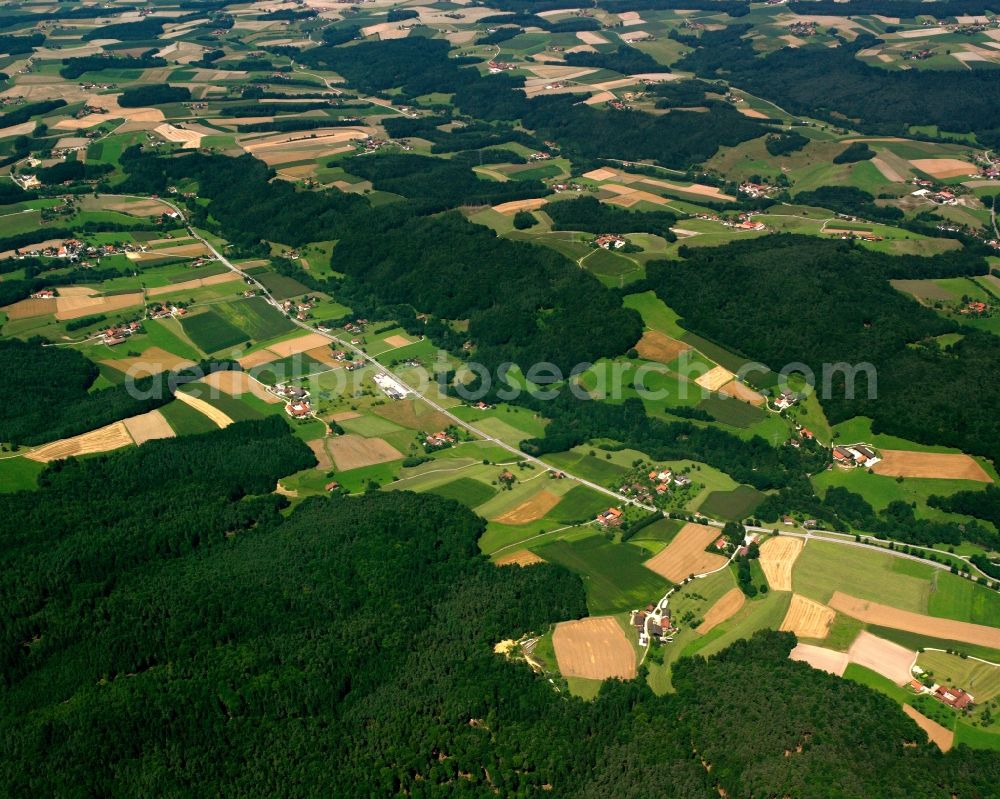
697,484,764,520
427,477,497,508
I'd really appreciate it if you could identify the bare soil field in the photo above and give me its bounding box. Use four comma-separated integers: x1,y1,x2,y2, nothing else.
871,450,993,482
308,438,333,471
871,157,906,183
2,297,56,319
202,370,281,403
576,30,609,45
639,177,735,202
738,107,770,119
780,594,835,639
175,389,233,428
903,704,954,751
154,123,202,149
848,630,916,685
582,167,618,181
635,330,690,363
584,91,617,106
603,186,669,208
909,158,979,179
495,549,546,567
697,587,746,633
267,333,331,358
383,334,413,348
303,346,344,367
147,272,241,296
717,379,766,406
493,489,561,525
55,292,144,321
239,349,280,369
492,197,549,215
759,536,803,592
790,643,849,676
330,410,362,422
553,616,636,680
327,434,402,471
618,11,645,23
694,365,736,392
26,421,134,462
830,592,1000,649
130,243,210,261
123,410,175,445
644,522,728,582
102,347,196,378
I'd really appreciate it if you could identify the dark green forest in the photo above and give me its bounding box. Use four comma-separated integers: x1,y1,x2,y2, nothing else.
3,420,999,797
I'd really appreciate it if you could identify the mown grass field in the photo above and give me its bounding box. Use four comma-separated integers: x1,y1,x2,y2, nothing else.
159,399,219,435
180,310,248,353
427,476,497,508
214,296,295,341
698,484,765,521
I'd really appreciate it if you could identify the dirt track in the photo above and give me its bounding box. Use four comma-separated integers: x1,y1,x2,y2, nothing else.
829,591,1000,649
553,616,636,680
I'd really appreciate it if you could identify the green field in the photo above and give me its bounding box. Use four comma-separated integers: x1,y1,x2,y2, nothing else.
179,383,264,423
698,396,766,428
140,318,203,360
159,399,220,436
531,535,669,615
698,485,765,521
214,296,296,341
928,572,1000,628
548,485,614,524
917,650,1000,703
0,456,45,493
180,310,249,353
254,271,310,300
427,477,497,508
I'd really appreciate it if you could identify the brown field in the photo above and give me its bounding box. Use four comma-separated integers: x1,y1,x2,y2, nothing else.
54,292,144,320
2,297,56,319
201,369,281,404
494,489,561,525
122,410,175,445
102,347,196,378
635,330,690,363
643,523,728,582
903,704,954,752
492,197,549,215
146,272,240,296
308,438,333,471
871,156,906,183
553,616,637,680
576,30,609,45
603,187,669,208
327,434,402,471
154,123,202,149
239,348,280,369
694,365,736,392
383,334,413,348
495,549,546,567
26,421,134,462
780,594,835,639
697,587,746,633
303,346,344,367
267,332,331,358
639,176,736,202
174,389,233,428
909,158,979,179
790,643,849,676
330,410,362,422
848,630,915,685
131,242,210,260
738,107,770,119
717,379,766,406
582,167,618,181
759,536,804,592
871,450,992,482
373,399,450,431
830,592,1000,649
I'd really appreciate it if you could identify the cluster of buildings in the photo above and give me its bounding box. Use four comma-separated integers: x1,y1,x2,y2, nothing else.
788,20,818,36
373,372,411,400
423,430,456,449
74,104,108,120
725,213,767,232
596,507,624,527
832,444,880,468
101,321,143,346
147,303,188,320
631,602,674,647
281,297,316,322
912,187,959,206
959,300,990,316
594,234,626,250
738,181,777,200
618,468,693,505
772,388,799,411
487,60,515,74
910,669,975,711
550,181,585,193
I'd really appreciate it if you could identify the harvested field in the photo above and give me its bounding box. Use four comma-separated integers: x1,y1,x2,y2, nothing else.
584,91,617,106
154,123,202,149
243,129,367,154
327,434,402,471
871,450,992,482
847,630,915,686
26,422,134,462
790,643,849,676
238,349,280,369
102,347,196,378
493,489,561,524
174,389,233,429
643,522,728,582
603,187,669,207
308,438,333,471
146,272,240,296
694,365,735,392
576,30,609,45
330,410,362,422
383,334,413,348
829,592,1000,649
495,549,546,567
54,292,144,320
130,243,210,260
903,705,953,752
2,297,56,319
717,379,765,406
582,167,618,181
639,177,735,202
618,11,644,23
635,330,690,363
738,107,770,119
697,587,745,634
122,410,175,445
492,197,549,215
266,332,331,358
780,594,835,639
759,536,803,592
553,616,636,680
909,158,979,179
201,369,281,404
303,346,344,367
871,156,906,182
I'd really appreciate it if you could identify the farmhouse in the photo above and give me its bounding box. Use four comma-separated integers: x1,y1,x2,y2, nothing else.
284,401,312,419
594,234,626,250
597,507,624,527
30,289,56,299
833,444,880,468
424,430,456,448
934,685,975,710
